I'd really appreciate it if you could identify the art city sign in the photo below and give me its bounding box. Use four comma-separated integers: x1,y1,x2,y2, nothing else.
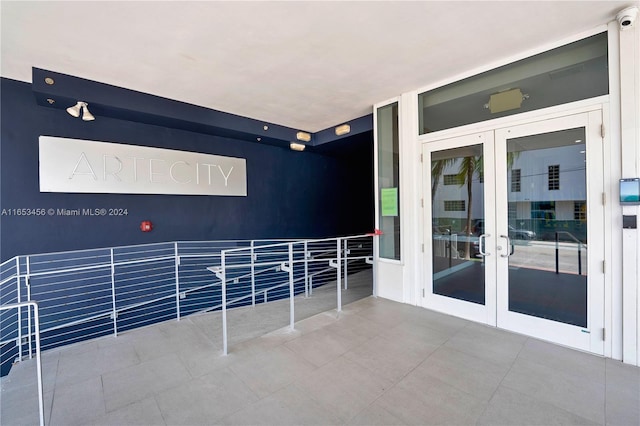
39,136,247,196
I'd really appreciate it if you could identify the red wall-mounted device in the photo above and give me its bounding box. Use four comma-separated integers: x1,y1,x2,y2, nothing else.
140,221,153,232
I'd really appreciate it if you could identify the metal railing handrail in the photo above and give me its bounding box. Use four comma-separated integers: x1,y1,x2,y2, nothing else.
1,301,45,426
1,236,374,362
554,231,585,275
215,234,376,354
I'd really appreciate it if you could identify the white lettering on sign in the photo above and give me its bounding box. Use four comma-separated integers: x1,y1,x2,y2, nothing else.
39,136,247,196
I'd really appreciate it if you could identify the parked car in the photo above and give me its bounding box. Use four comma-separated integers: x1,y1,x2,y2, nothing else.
472,220,536,240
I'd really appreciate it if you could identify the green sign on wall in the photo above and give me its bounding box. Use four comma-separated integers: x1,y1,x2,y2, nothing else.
381,187,398,217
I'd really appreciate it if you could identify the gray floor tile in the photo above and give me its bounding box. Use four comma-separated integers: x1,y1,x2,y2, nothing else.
355,300,419,328
284,326,370,367
417,345,511,401
176,344,233,378
55,339,140,389
344,334,437,383
502,356,606,423
229,345,317,398
444,321,528,366
605,358,640,426
379,321,450,356
154,368,258,425
49,376,105,426
293,310,340,334
408,306,470,336
347,403,407,425
3,285,639,426
101,353,191,412
220,382,340,425
295,356,394,422
518,338,606,376
324,309,385,340
478,386,600,425
376,372,487,425
0,382,53,426
92,397,166,426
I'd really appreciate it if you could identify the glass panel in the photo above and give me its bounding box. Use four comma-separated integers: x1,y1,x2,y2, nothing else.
506,128,587,327
377,102,401,260
431,144,485,305
419,32,608,134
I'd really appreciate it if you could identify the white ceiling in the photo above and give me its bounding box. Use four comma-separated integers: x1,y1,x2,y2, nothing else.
0,1,633,133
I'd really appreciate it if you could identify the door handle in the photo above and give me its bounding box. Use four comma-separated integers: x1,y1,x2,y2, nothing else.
478,234,490,256
500,234,514,257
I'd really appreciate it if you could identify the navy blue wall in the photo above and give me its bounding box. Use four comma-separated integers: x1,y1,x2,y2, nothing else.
0,78,373,261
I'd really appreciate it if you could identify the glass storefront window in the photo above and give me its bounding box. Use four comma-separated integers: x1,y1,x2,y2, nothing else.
377,102,401,260
419,32,608,134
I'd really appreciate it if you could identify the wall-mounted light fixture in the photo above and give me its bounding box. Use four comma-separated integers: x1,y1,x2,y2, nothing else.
335,124,351,136
296,131,311,142
66,101,95,121
483,88,529,114
289,142,306,152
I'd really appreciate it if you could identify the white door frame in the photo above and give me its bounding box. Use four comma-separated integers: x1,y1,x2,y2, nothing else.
420,106,605,354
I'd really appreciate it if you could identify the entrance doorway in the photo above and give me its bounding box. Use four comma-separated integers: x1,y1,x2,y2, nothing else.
422,111,604,354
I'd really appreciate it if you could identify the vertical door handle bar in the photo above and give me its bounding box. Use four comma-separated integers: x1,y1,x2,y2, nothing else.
500,235,513,257
478,234,490,256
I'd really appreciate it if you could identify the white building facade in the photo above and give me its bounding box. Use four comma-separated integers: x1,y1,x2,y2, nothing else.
373,18,640,365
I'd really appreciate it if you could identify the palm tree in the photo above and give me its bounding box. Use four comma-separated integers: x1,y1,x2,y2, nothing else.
456,156,482,259
431,158,454,202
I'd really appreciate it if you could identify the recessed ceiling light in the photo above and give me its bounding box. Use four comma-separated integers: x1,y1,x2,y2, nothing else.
256,137,261,142
44,77,55,85
46,98,55,104
289,142,306,152
335,124,351,136
296,132,311,142
263,125,269,131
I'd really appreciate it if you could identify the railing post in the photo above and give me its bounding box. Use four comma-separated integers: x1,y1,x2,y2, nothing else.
174,242,181,320
343,239,348,290
372,234,378,297
304,241,309,298
26,256,32,359
110,249,118,337
16,257,22,361
288,243,295,330
32,303,45,426
251,240,256,307
336,238,342,312
221,252,228,356
555,232,559,274
578,242,582,276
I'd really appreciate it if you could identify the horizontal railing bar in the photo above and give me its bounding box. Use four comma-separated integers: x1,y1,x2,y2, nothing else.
222,233,371,254
0,275,18,287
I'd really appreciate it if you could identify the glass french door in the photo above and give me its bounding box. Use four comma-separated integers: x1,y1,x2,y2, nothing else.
495,112,604,354
423,132,497,325
423,111,604,354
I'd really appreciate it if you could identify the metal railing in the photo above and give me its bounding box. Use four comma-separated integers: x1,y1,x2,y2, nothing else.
0,236,373,376
212,234,374,355
0,301,45,426
555,231,586,275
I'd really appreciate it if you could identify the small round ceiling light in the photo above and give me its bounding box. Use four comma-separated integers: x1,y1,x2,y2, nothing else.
263,125,269,131
44,77,55,85
46,98,55,104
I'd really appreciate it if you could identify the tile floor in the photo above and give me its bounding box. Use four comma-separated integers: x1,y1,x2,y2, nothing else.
1,272,639,425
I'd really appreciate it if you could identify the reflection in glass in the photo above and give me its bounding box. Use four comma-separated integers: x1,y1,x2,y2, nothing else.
506,128,587,327
419,32,608,134
377,102,401,260
431,144,485,305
